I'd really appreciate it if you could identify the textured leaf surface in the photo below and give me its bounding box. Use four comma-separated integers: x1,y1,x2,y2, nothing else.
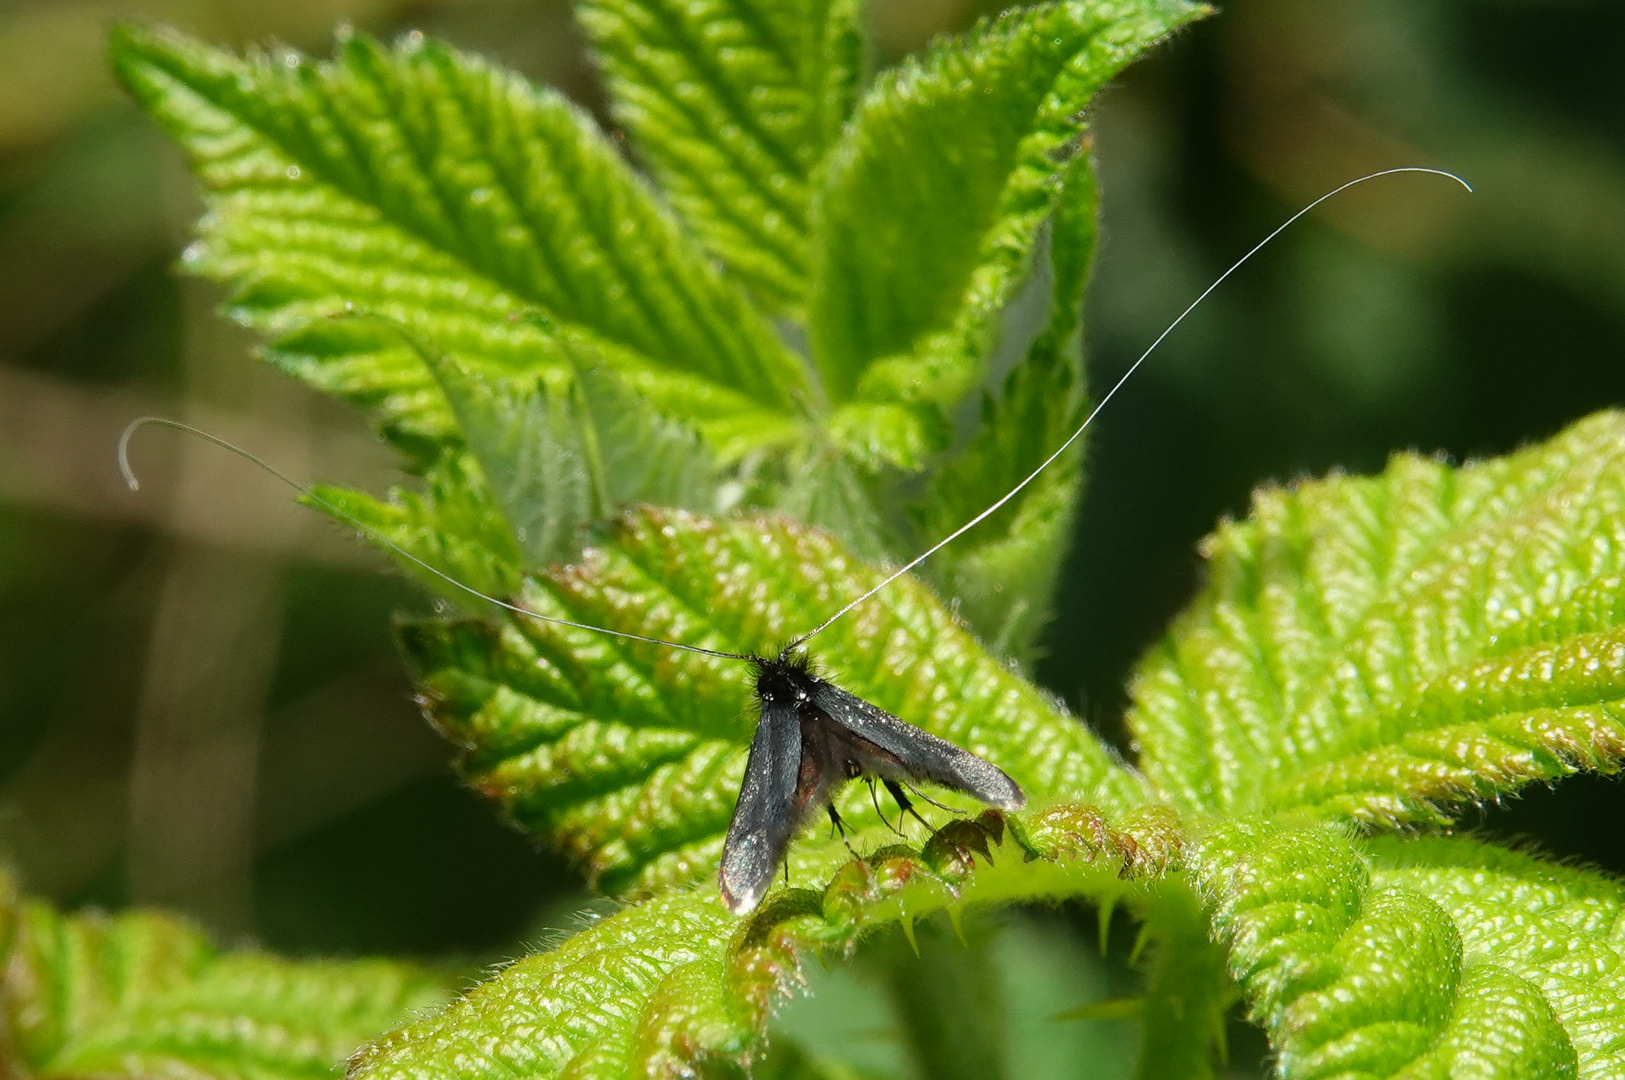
111,24,804,455
579,0,862,308
347,804,1179,1080
309,456,522,605
0,874,452,1080
1130,411,1625,822
1192,820,1581,1079
429,358,595,572
400,508,1145,895
913,160,1096,660
808,0,1204,405
1369,836,1625,1078
426,352,719,572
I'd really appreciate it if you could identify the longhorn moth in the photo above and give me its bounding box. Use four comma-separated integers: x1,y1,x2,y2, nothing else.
120,168,1469,915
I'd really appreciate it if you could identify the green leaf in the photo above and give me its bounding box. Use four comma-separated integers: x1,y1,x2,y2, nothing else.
423,350,720,572
1132,883,1234,1080
309,454,523,603
579,0,864,309
749,1036,902,1080
867,917,1007,1080
110,23,806,456
346,804,1179,1080
912,154,1098,660
399,508,1147,895
771,444,898,562
427,358,596,572
911,157,1095,661
573,364,720,516
808,0,1205,406
1368,835,1625,1079
0,873,452,1080
1192,820,1580,1080
1129,410,1625,823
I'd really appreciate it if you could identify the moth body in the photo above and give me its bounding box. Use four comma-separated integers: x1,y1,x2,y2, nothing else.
718,652,1025,915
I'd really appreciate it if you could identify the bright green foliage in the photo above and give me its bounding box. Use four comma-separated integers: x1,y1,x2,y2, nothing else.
0,872,452,1080
578,0,863,309
111,0,1625,1077
1369,836,1625,1077
110,23,805,458
345,805,1178,1080
809,0,1193,406
309,457,523,603
1130,410,1625,822
906,154,1099,659
109,0,1206,654
1192,821,1594,1079
427,350,719,571
381,416,1625,1077
401,508,1145,894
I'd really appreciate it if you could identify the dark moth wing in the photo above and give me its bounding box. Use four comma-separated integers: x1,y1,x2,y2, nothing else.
810,682,1026,811
718,695,802,915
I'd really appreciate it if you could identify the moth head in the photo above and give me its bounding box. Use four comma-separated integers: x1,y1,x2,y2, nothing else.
751,651,817,705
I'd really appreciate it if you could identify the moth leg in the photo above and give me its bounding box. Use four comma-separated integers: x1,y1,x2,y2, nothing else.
827,803,859,857
867,778,904,835
905,780,961,815
883,779,933,832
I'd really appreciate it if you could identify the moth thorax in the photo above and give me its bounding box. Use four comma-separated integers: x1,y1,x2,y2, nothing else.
753,656,816,705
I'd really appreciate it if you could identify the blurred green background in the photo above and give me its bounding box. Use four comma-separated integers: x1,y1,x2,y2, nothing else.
0,0,1620,1072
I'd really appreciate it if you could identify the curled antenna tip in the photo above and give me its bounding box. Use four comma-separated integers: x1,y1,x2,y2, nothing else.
1384,166,1471,192
117,416,155,491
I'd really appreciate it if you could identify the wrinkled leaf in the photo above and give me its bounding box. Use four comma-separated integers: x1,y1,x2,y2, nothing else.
1192,820,1581,1079
771,444,897,562
808,0,1205,406
347,804,1179,1080
914,156,1095,661
579,0,863,308
309,455,522,604
423,352,719,572
1130,411,1625,823
428,357,595,571
1369,835,1625,1078
400,508,1146,895
111,23,805,456
574,364,719,517
0,873,452,1080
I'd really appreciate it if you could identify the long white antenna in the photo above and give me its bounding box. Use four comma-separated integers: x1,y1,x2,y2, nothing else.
783,166,1472,654
122,168,1470,666
117,417,754,662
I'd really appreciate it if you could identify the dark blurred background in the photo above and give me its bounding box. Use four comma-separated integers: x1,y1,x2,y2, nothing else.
0,0,1619,1030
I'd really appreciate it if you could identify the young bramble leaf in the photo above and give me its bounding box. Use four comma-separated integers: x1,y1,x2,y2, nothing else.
0,872,452,1080
808,0,1206,407
913,156,1095,662
572,364,720,518
579,0,863,309
771,445,898,562
1130,411,1625,823
109,23,806,457
346,804,1176,1080
399,508,1146,896
424,350,720,573
309,456,523,603
428,358,595,572
1368,835,1625,1078
1192,820,1583,1079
